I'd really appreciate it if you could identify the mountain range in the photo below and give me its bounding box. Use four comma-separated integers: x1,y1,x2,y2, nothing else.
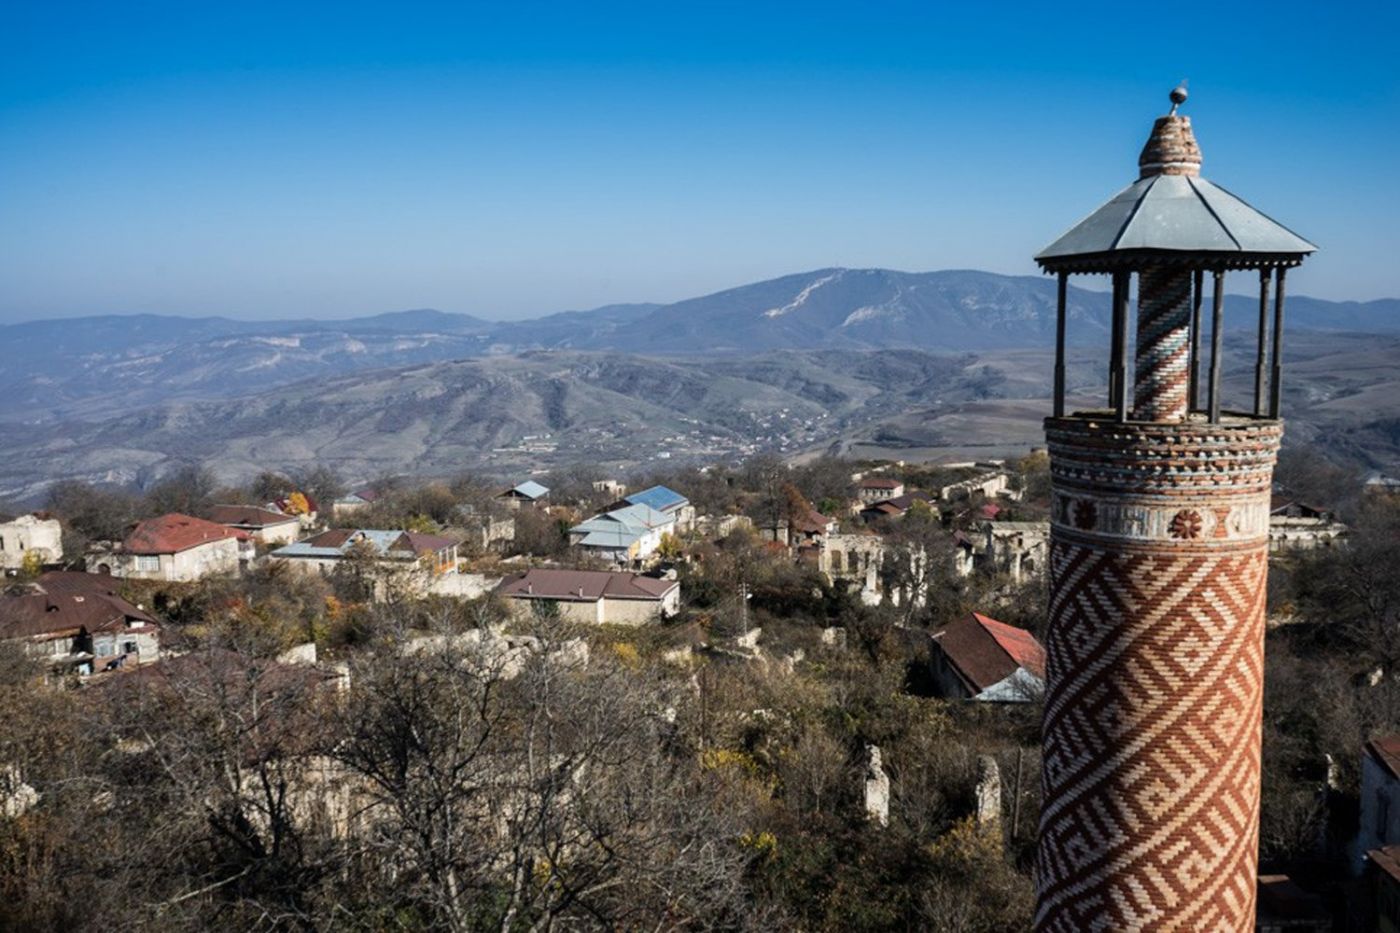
1,268,1397,501
5,268,1397,423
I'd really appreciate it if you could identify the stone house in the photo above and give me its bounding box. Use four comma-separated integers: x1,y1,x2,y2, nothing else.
939,469,1014,502
1268,500,1347,552
331,488,382,519
269,529,462,600
569,503,674,566
1355,736,1400,875
0,571,160,675
618,485,695,532
89,513,244,582
928,612,1045,702
860,491,935,522
819,533,884,604
978,520,1050,584
497,480,550,511
206,505,304,547
496,567,680,625
0,513,63,570
857,477,905,505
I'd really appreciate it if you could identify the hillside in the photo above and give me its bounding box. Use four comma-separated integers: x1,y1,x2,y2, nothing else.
6,268,1396,423
4,333,1400,502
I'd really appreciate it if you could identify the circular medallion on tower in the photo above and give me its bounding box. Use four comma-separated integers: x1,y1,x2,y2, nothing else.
1168,509,1203,540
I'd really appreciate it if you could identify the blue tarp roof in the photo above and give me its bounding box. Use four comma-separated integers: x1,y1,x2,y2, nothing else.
625,485,688,513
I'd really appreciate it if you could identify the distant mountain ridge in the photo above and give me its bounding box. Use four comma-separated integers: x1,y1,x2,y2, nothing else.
3,268,1396,423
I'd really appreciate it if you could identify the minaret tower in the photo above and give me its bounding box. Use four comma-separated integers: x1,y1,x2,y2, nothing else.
1032,87,1314,931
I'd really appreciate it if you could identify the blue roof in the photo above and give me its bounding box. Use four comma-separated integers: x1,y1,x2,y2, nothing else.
511,480,550,499
577,529,643,550
570,503,669,537
625,485,688,513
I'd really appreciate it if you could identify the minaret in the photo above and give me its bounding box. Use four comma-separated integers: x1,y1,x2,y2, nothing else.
1032,88,1315,931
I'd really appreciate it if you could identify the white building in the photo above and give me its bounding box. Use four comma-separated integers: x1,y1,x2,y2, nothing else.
0,514,63,570
496,567,680,625
89,513,243,582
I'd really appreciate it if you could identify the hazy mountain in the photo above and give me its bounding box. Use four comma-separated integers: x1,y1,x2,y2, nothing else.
0,349,979,499
4,268,1396,424
5,331,1398,503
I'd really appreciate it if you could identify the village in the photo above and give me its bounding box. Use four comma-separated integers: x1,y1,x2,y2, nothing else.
0,447,1383,929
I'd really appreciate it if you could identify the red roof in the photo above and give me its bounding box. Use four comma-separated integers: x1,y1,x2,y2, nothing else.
972,612,1046,677
124,513,245,555
1367,735,1400,780
932,612,1045,694
497,568,677,602
977,503,1003,520
789,508,833,535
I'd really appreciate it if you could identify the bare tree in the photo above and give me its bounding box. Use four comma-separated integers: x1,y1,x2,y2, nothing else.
331,633,752,931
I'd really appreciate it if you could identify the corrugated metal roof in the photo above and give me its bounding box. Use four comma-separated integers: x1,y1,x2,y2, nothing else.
625,485,688,513
272,529,419,559
509,480,550,499
576,529,642,549
1037,174,1315,264
497,568,676,602
570,503,670,538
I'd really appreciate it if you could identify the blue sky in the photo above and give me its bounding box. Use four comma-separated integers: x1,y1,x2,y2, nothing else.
2,1,1397,322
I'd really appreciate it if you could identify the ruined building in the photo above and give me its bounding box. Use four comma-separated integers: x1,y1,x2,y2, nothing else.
1032,88,1314,930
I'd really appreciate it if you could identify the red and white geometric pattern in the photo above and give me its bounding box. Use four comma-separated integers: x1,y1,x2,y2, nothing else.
1132,266,1193,423
1035,535,1267,931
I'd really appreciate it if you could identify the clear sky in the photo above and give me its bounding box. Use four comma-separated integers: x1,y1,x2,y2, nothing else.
2,1,1397,323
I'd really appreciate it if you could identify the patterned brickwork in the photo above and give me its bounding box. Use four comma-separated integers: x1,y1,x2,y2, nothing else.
1133,267,1192,423
1035,416,1280,932
1138,115,1202,179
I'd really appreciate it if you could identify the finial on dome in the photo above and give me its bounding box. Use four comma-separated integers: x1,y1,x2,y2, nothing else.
1168,81,1189,116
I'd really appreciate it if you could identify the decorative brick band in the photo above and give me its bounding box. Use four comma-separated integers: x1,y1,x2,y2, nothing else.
1133,266,1192,423
1045,416,1282,498
1036,414,1280,932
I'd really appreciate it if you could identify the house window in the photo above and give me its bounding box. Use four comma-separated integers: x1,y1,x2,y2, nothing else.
136,555,160,572
96,642,114,657
123,641,138,655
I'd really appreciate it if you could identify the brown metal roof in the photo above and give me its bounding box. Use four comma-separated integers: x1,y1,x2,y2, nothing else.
0,592,157,641
497,568,677,602
932,612,1045,693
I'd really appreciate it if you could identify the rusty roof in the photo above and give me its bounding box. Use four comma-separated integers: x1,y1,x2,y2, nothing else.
123,513,244,555
0,592,157,641
496,567,677,602
932,612,1045,693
